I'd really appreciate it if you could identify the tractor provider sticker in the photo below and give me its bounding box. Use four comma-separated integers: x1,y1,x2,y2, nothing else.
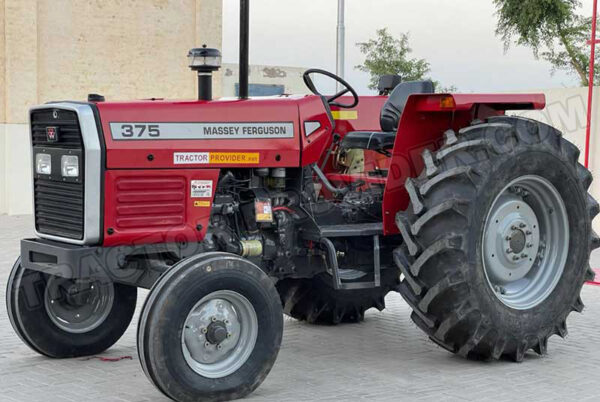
174,152,260,165
190,180,213,198
110,122,294,140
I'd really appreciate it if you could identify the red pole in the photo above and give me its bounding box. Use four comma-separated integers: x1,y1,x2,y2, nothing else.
585,0,598,169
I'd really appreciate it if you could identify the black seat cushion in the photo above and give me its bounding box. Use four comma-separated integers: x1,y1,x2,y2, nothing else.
341,131,396,152
380,80,435,132
340,80,434,152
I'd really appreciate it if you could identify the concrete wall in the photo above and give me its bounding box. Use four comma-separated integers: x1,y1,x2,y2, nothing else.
0,0,223,215
221,63,307,97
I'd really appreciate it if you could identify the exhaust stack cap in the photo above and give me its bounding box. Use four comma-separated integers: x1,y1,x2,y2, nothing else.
188,45,222,73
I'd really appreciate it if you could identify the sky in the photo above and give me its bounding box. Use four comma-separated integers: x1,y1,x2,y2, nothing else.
222,0,597,95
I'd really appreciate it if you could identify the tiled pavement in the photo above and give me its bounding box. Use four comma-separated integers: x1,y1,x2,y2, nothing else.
1,214,600,401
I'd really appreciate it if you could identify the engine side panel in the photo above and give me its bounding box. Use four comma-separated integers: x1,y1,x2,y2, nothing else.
103,169,220,247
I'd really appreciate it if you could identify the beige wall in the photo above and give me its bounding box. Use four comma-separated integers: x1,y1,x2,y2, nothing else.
0,0,223,215
0,0,5,124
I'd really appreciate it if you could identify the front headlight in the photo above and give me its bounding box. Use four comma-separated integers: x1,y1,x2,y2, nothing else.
36,153,52,175
61,155,79,177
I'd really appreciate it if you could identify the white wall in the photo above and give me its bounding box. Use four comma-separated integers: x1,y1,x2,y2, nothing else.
221,63,307,97
0,124,5,214
513,87,600,231
0,124,32,215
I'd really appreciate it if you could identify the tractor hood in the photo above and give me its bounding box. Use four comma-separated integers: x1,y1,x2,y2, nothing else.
95,96,315,169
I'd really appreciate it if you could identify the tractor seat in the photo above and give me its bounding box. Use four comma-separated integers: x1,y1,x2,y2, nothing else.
340,131,396,151
341,80,434,153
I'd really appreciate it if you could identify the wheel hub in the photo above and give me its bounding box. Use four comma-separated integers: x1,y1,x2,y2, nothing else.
205,321,228,345
508,229,526,254
182,290,258,379
484,196,540,283
482,176,569,310
44,277,114,334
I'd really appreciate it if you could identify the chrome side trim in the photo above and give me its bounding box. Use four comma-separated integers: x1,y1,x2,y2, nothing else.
29,103,102,245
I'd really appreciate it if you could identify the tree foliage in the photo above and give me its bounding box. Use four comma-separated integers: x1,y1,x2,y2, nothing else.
494,0,598,86
355,28,454,92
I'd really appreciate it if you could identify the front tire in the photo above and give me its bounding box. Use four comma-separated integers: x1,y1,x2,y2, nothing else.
395,117,599,361
137,252,283,402
6,258,137,358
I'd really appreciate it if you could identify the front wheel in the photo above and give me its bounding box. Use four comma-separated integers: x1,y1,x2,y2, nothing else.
395,117,599,361
137,252,283,402
6,258,137,358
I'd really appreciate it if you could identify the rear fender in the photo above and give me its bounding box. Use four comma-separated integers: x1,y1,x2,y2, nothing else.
381,93,546,235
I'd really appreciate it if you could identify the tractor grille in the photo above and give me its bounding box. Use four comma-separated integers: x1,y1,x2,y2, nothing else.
31,109,83,149
34,179,84,239
31,109,85,240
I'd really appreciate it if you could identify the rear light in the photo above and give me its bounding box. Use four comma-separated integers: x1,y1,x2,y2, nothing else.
440,96,456,109
36,153,52,175
61,155,79,177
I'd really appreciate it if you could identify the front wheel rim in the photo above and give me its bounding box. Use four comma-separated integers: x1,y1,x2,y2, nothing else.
44,277,115,333
181,290,258,379
482,175,569,310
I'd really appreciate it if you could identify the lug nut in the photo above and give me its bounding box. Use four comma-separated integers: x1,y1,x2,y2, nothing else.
224,320,230,325
527,243,533,248
217,344,223,350
204,342,211,348
227,333,232,338
513,256,520,261
211,316,217,322
511,225,518,230
526,231,532,235
505,236,511,241
201,327,207,334
519,223,526,228
521,254,527,258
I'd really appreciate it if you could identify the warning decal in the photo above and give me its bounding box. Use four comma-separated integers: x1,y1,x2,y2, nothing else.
190,180,213,198
175,152,260,165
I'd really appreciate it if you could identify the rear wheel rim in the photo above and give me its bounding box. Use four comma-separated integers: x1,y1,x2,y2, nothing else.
482,175,569,310
181,290,258,379
44,277,114,333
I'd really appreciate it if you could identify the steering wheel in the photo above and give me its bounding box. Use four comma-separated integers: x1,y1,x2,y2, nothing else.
303,69,359,109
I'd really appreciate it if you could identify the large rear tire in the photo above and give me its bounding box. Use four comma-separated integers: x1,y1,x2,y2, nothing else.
276,268,400,325
6,258,137,358
395,116,599,361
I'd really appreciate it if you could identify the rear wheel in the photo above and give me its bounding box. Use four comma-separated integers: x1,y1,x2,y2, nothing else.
6,258,137,358
395,117,599,361
276,267,400,324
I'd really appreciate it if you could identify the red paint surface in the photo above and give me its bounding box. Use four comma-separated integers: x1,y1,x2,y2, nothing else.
103,169,219,247
97,97,303,169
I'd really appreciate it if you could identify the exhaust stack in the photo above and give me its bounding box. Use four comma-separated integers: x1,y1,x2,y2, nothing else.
239,0,250,99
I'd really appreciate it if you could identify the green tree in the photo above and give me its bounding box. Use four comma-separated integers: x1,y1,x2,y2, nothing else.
356,28,455,92
494,0,598,86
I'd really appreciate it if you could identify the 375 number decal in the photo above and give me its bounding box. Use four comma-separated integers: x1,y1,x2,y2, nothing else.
120,124,160,138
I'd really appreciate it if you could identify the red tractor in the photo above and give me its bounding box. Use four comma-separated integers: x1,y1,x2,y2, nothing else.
7,2,598,401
